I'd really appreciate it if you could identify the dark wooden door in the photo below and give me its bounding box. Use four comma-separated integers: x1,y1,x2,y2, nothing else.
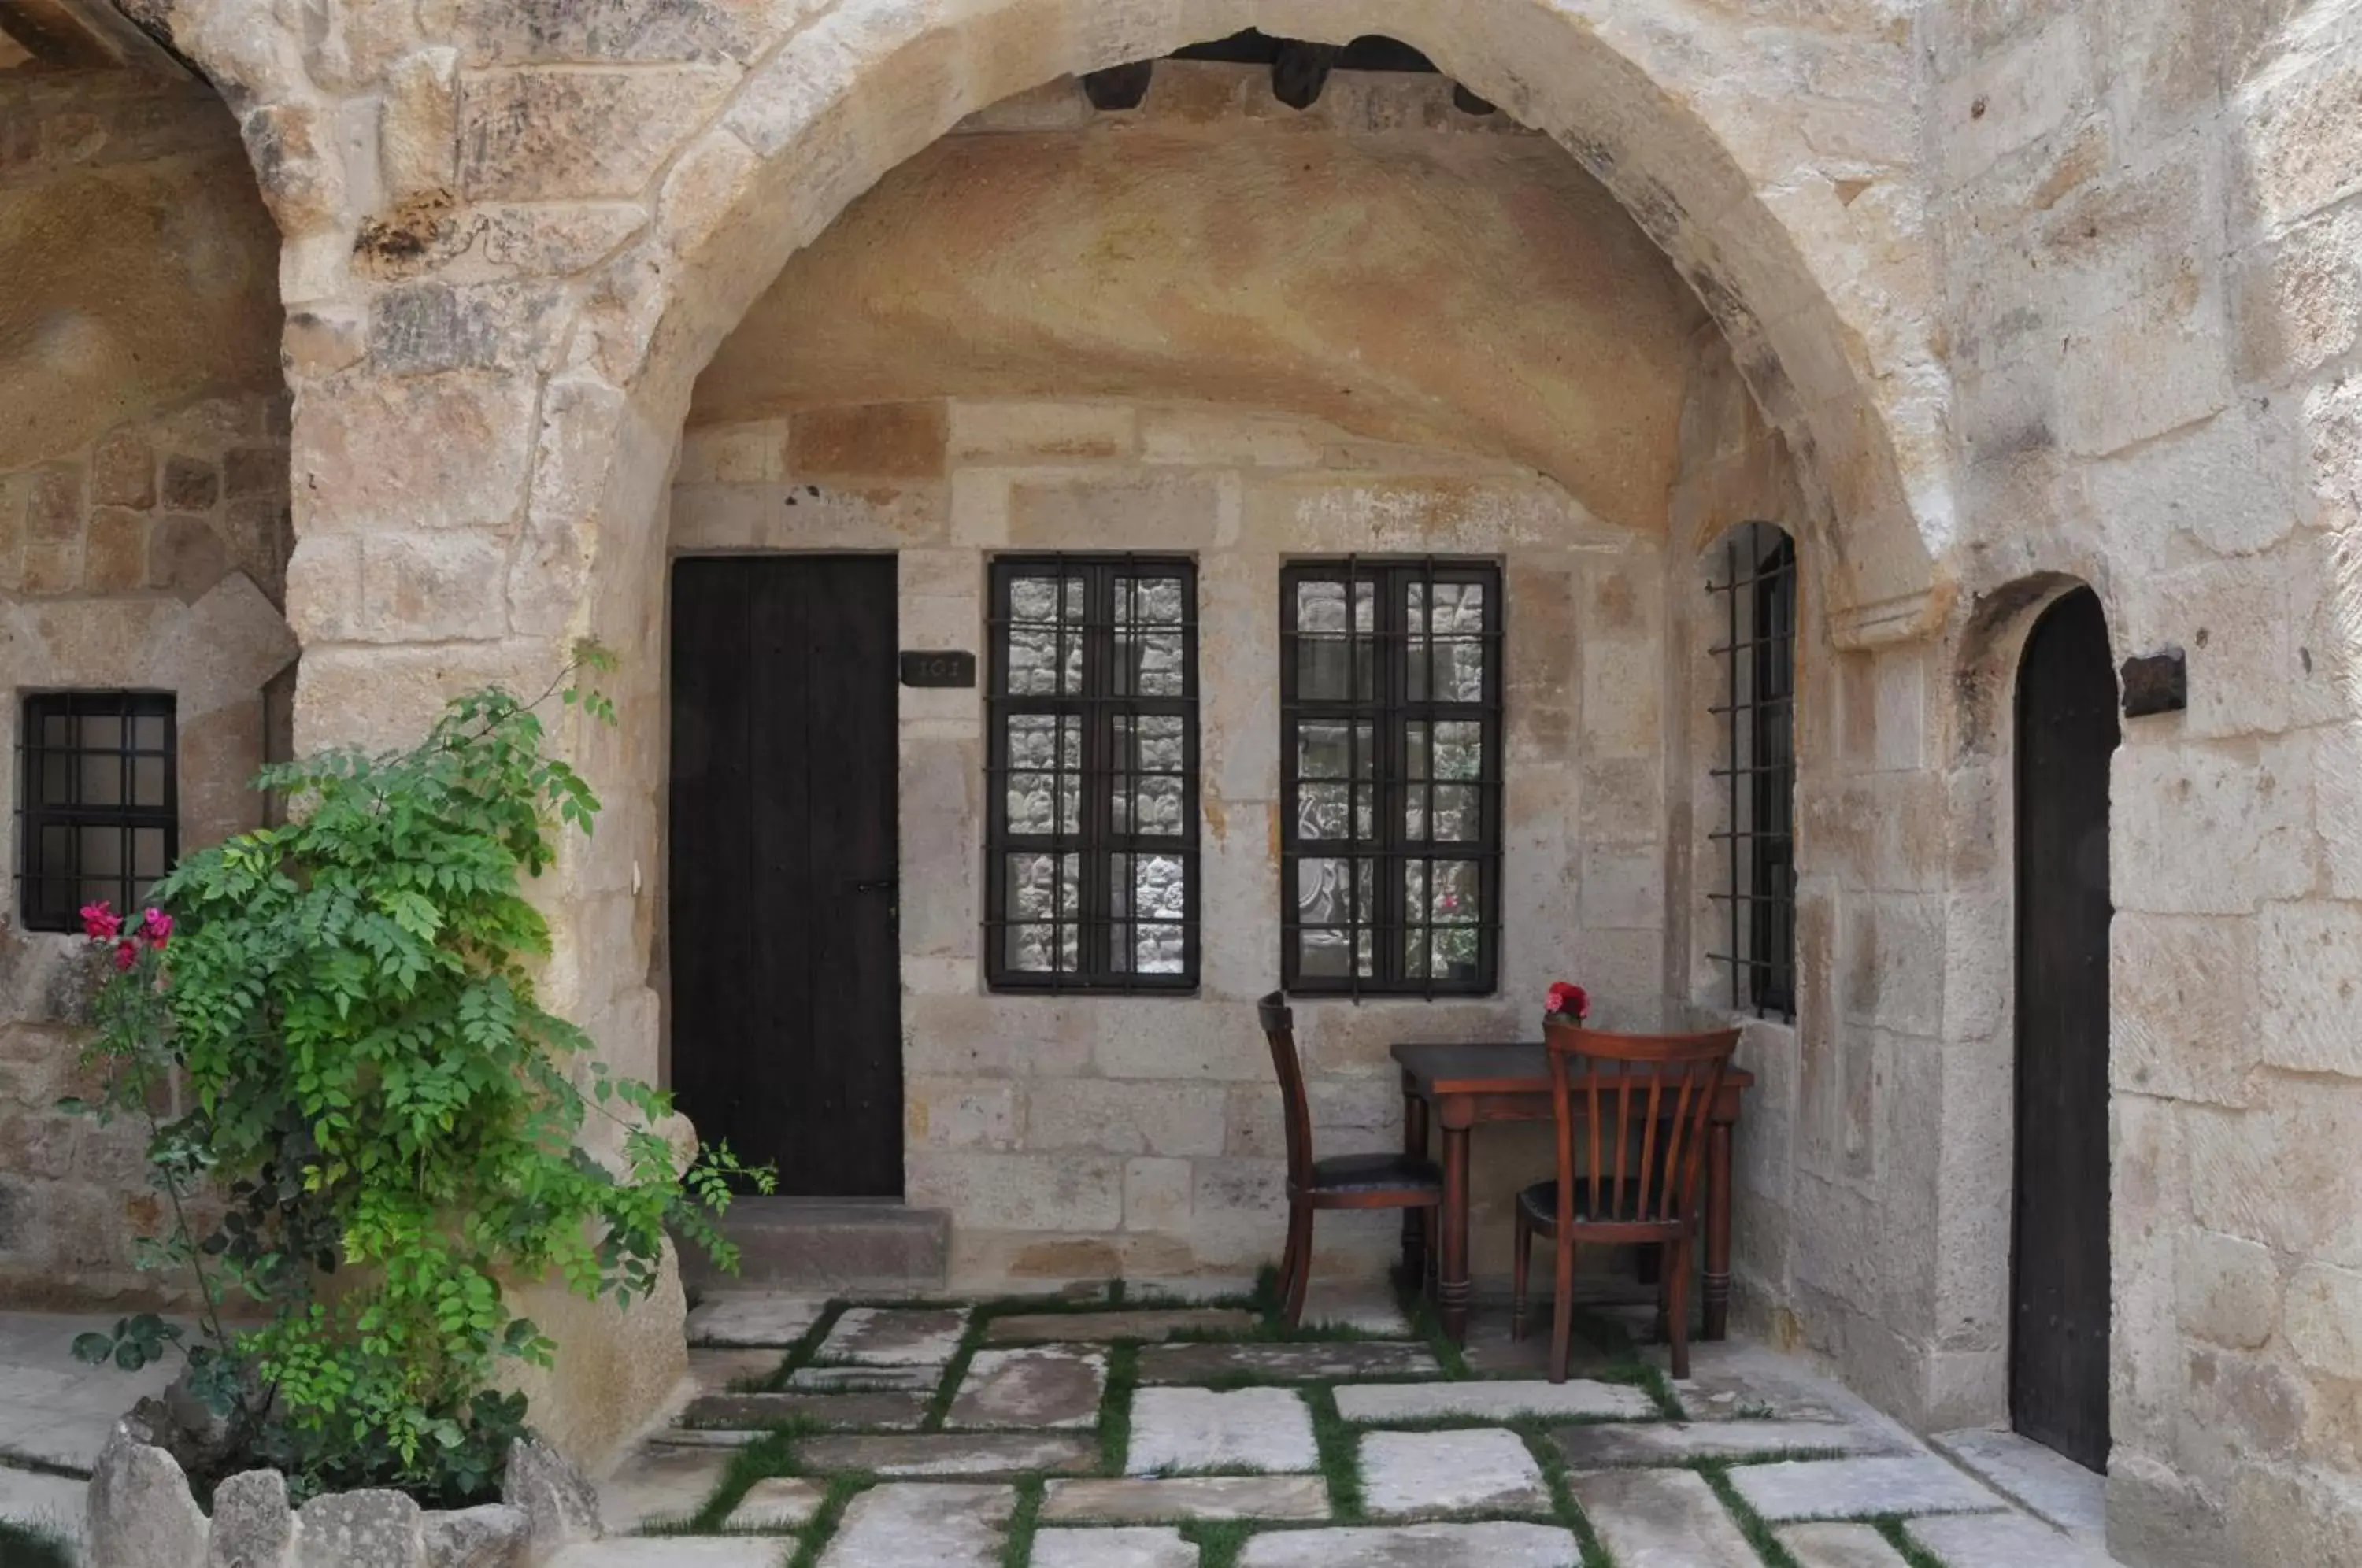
669,556,901,1196
2011,586,2116,1471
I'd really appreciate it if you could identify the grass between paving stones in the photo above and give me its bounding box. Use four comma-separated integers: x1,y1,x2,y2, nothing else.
755,1300,852,1392
0,1519,76,1568
781,1474,879,1568
1519,1420,1619,1568
1303,1384,1365,1520
997,1477,1046,1568
1096,1339,1140,1474
1693,1461,1805,1568
1874,1517,1949,1568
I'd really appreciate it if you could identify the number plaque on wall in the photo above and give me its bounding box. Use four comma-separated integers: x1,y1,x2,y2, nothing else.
899,650,976,688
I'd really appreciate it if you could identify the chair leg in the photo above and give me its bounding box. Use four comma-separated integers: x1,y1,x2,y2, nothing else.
1280,1200,1314,1327
1422,1207,1438,1300
1666,1237,1693,1381
1549,1237,1577,1384
1511,1211,1531,1342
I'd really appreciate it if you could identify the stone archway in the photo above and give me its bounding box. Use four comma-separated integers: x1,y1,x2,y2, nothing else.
146,0,1959,1463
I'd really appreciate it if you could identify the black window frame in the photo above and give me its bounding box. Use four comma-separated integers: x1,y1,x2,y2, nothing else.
1279,557,1505,998
984,555,1201,993
16,690,179,933
1706,527,1797,1020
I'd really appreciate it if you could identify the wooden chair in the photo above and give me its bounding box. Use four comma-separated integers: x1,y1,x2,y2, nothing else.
1258,992,1444,1326
1512,1020,1742,1380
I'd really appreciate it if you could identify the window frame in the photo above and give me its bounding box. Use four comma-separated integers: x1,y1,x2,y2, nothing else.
16,690,179,933
1278,557,1505,998
1705,527,1797,1020
983,554,1201,993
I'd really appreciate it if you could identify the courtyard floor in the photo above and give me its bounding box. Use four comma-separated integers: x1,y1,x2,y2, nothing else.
0,1282,2123,1566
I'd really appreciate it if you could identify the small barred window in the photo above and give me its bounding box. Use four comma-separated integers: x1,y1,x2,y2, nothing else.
17,691,178,931
1707,525,1796,1019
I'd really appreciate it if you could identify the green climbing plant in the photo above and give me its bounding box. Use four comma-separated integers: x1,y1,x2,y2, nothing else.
65,648,770,1504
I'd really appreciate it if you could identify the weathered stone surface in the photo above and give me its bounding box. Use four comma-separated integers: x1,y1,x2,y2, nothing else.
1135,1342,1439,1383
1031,1525,1198,1567
684,1389,932,1429
207,1469,292,1568
1567,1468,1760,1568
686,1294,828,1348
91,430,156,508
1037,1475,1332,1523
1554,1419,1894,1466
817,1482,1013,1567
985,1310,1258,1344
1778,1521,1914,1568
1930,1429,2107,1540
292,1488,424,1568
789,1364,943,1392
722,1477,825,1530
816,1306,970,1366
687,1346,787,1392
420,1503,529,1568
502,1435,601,1559
946,1347,1106,1429
1361,1428,1551,1518
87,1433,208,1568
596,1444,732,1531
1905,1510,2122,1568
1127,1388,1318,1476
1334,1380,1656,1423
546,1541,786,1567
457,66,739,201
798,1432,1098,1477
1236,1522,1580,1566
1727,1455,2003,1522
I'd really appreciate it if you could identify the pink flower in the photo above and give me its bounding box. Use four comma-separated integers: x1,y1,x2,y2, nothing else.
80,902,121,941
113,940,139,972
138,908,172,948
1545,981,1590,1023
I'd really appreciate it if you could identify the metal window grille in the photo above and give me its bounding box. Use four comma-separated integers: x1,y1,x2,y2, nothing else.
985,556,1200,991
16,691,178,932
1279,558,1504,998
1706,527,1797,1019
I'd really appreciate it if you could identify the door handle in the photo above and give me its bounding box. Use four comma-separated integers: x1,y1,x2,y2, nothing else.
846,877,898,893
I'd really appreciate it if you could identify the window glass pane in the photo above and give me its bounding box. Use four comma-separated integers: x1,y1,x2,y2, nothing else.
1409,579,1488,701
1115,575,1188,697
1294,578,1375,700
132,827,169,879
1005,574,1087,695
80,752,124,807
133,756,168,807
1295,856,1374,978
39,749,72,807
132,714,168,752
1113,853,1187,974
1003,852,1079,974
1294,782,1372,842
80,825,124,876
41,711,72,747
1295,720,1373,781
80,714,123,751
1004,714,1081,835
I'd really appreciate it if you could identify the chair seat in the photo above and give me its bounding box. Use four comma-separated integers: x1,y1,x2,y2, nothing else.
1516,1178,1688,1234
1302,1152,1444,1198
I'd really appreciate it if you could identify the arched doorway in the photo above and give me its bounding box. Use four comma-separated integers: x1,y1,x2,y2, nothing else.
2009,586,2116,1471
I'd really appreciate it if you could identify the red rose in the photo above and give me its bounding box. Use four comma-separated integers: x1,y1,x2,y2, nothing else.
1545,982,1590,1022
80,901,121,941
113,939,139,971
138,908,172,948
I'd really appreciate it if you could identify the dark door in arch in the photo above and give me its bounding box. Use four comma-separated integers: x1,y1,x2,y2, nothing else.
668,555,902,1196
2011,586,2117,1472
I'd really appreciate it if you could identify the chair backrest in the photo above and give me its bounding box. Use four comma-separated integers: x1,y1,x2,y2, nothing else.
1257,991,1314,1191
1543,1020,1742,1229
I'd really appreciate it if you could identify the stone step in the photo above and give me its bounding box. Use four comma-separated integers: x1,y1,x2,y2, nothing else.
1568,1468,1761,1568
683,1198,950,1292
1727,1455,2005,1522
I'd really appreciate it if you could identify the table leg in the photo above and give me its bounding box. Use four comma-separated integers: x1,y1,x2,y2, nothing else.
1705,1120,1733,1341
1439,1122,1472,1344
1401,1080,1429,1285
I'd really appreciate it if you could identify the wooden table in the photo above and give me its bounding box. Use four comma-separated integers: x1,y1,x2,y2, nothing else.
1391,1041,1753,1345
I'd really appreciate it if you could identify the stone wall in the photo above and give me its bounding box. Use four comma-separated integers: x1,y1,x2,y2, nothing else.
0,68,294,1307
672,394,1694,1286
1917,1,2362,1560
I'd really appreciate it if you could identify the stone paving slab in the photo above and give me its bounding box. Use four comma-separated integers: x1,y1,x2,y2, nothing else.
550,1541,794,1568
818,1482,1014,1567
816,1307,970,1366
946,1347,1107,1429
1459,1315,1620,1380
1037,1475,1332,1523
649,1428,764,1448
1553,1418,1896,1466
597,1444,734,1531
1333,1378,1656,1423
1568,1466,1761,1568
1932,1427,2108,1539
1135,1341,1440,1384
1127,1387,1319,1475
1728,1455,2004,1522
686,1389,934,1429
1237,1522,1581,1566
790,1364,943,1392
1360,1428,1551,1518
689,1346,790,1392
799,1431,1099,1477
985,1309,1260,1343
1297,1281,1414,1336
0,1464,84,1544
724,1476,827,1530
1908,1510,2127,1567
1779,1521,1916,1568
687,1295,831,1348
1031,1525,1198,1566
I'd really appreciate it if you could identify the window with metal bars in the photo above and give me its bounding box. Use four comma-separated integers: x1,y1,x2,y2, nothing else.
1707,525,1797,1019
985,557,1199,990
16,691,178,932
1279,559,1503,997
